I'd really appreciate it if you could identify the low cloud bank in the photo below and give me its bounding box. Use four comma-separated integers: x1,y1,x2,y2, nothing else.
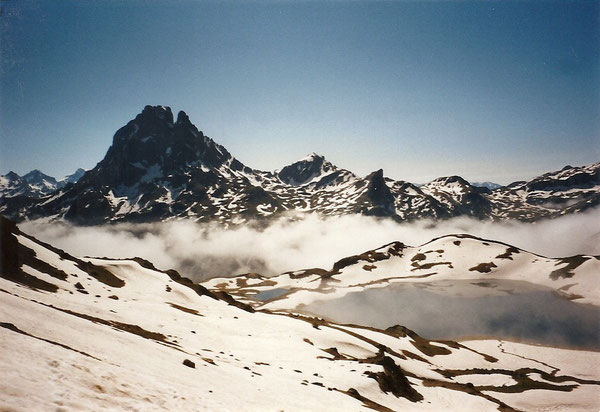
21,208,600,282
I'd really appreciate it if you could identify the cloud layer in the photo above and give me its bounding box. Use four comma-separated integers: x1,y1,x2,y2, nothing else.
21,208,600,282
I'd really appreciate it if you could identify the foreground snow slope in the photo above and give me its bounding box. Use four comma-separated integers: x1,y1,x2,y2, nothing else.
1,217,599,411
205,234,600,310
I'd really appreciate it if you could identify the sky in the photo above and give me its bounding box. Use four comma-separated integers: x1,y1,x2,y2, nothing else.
0,0,598,185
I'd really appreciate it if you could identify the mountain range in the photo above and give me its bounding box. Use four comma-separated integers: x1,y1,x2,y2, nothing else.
0,168,85,199
1,105,598,224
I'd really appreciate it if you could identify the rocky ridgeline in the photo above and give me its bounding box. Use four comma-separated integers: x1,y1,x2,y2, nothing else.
1,105,598,224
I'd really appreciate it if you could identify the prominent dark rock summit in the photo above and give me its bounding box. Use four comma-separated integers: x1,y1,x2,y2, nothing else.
88,105,234,189
1,105,598,224
360,170,396,217
278,153,331,186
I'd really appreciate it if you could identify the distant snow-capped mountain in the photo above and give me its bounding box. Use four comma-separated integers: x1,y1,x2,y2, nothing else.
471,181,503,190
2,216,599,411
0,168,86,199
0,170,58,199
1,105,598,224
61,168,86,185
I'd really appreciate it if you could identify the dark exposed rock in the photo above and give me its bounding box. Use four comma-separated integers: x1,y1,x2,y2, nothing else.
0,216,62,292
183,359,196,368
469,262,498,273
359,169,396,216
0,215,124,290
527,167,599,192
496,247,520,260
365,349,423,402
550,256,590,280
279,153,327,185
411,253,426,262
331,242,405,274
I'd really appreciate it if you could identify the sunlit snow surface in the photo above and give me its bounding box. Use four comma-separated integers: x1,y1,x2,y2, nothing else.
207,234,600,310
1,223,599,411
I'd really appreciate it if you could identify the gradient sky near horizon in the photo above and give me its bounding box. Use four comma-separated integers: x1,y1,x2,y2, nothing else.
0,0,598,184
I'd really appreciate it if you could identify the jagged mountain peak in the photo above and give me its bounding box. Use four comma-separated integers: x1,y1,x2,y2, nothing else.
359,169,396,216
24,168,42,175
92,105,234,188
5,171,20,180
55,168,87,190
0,169,60,200
132,105,194,129
425,175,471,187
0,167,88,201
286,152,329,168
62,168,86,184
278,153,337,186
21,170,58,187
116,106,205,147
138,104,174,123
176,110,191,125
302,152,325,161
22,169,55,180
365,168,385,181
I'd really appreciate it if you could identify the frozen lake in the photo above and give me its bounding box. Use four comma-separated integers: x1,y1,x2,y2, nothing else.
298,279,600,350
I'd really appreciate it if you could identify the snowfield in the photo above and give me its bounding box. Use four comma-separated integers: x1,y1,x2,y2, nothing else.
1,217,599,411
205,233,600,310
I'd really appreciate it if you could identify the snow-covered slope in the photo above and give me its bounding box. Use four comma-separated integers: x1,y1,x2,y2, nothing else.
472,182,503,190
205,234,600,310
0,170,58,199
488,163,600,220
0,168,86,199
1,105,598,224
2,217,599,411
60,168,86,186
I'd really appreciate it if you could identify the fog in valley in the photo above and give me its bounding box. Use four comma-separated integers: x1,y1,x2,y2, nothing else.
22,207,600,282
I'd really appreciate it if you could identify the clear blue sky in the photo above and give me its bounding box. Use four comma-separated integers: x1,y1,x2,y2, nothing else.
1,0,598,184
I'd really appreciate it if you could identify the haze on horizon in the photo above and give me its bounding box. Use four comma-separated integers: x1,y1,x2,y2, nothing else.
1,0,598,185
